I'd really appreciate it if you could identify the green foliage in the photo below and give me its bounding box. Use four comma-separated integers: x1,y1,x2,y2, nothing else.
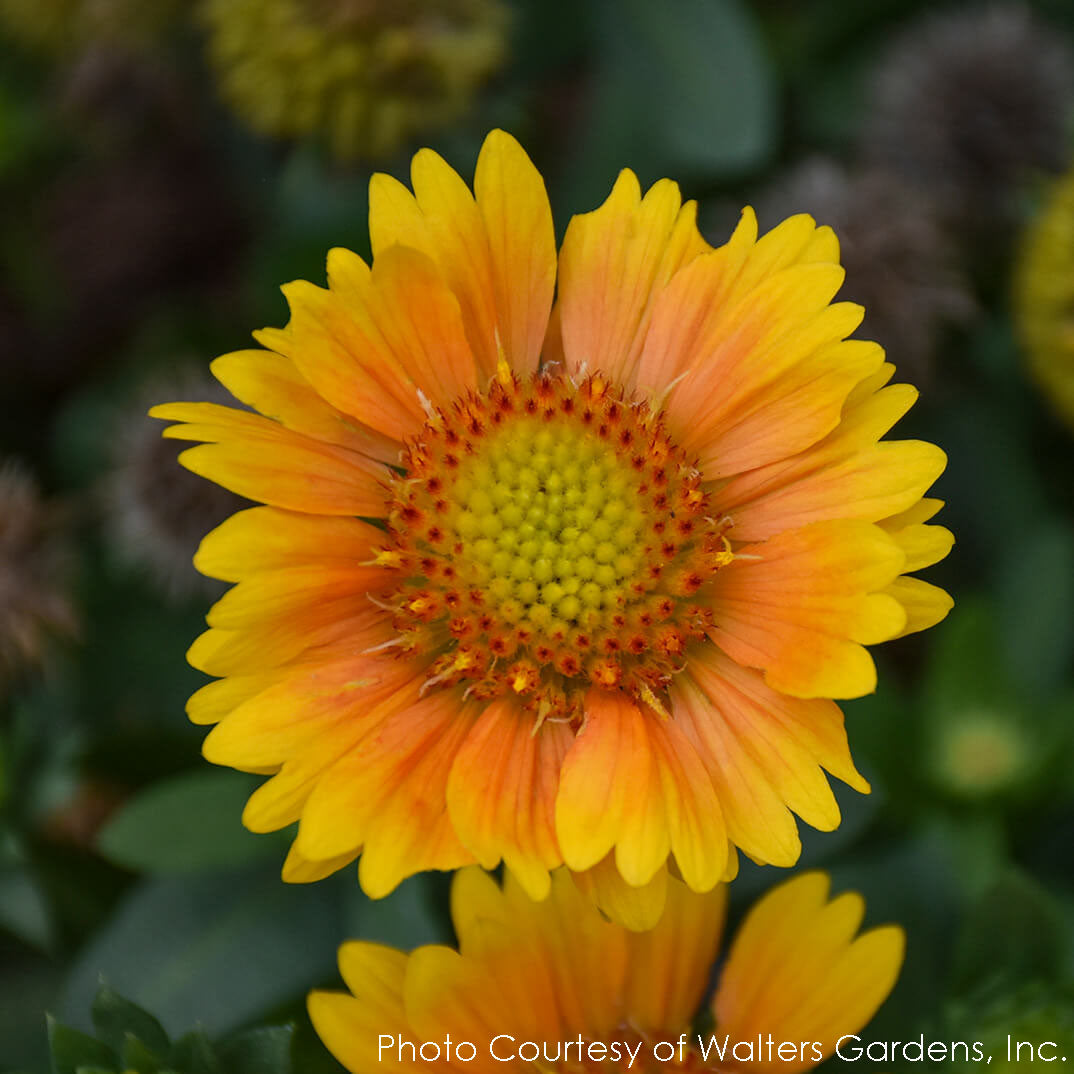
952,872,1070,995
997,520,1074,697
46,986,293,1074
556,0,777,210
59,866,342,1038
96,771,282,874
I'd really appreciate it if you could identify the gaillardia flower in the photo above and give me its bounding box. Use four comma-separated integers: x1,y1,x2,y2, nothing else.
153,130,952,924
309,868,904,1073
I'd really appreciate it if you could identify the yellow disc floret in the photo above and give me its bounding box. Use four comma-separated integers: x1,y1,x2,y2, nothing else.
381,372,735,720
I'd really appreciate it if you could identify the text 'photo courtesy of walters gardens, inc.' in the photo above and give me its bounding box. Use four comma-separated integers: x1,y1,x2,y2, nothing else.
376,1034,1070,1065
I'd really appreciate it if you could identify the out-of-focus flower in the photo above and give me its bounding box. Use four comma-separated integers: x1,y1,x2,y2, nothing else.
200,0,509,160
929,706,1036,801
0,0,180,53
105,369,245,602
862,5,1074,234
1014,167,1074,431
311,868,904,1074
0,460,77,689
40,777,126,849
757,158,973,383
153,130,952,927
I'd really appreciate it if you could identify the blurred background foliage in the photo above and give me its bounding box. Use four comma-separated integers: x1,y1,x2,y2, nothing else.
1,0,1073,1070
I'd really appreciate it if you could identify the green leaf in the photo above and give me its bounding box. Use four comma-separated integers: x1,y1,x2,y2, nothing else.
923,601,1009,715
0,864,54,950
218,1026,294,1074
121,1034,164,1074
96,771,282,874
0,957,66,1073
997,521,1074,697
168,1030,222,1074
91,987,170,1057
952,872,1069,995
343,873,453,951
47,1017,116,1074
558,0,777,210
60,866,343,1039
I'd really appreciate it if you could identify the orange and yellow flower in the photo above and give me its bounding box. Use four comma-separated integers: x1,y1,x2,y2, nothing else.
309,867,905,1074
152,129,952,926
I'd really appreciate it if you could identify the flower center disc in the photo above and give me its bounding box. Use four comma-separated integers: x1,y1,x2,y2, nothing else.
382,372,733,720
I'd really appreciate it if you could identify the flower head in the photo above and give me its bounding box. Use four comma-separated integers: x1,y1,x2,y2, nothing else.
757,158,973,384
105,368,245,601
310,868,904,1074
153,130,952,925
200,0,508,160
862,5,1074,235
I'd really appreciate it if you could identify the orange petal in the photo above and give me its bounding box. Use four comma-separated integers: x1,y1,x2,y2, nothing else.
570,854,669,932
369,130,555,378
186,671,279,727
446,698,571,900
555,690,655,877
289,682,478,894
215,665,422,835
203,651,415,773
194,506,382,582
455,870,618,1042
211,348,399,462
403,945,518,1049
282,844,358,883
186,605,388,678
623,878,726,1037
275,243,478,441
351,244,480,407
151,402,388,516
883,576,954,638
675,288,866,473
716,380,947,541
708,519,907,698
557,170,709,387
712,872,904,1073
444,869,628,1041
671,647,868,865
473,129,557,376
308,943,416,1074
634,208,758,398
204,564,384,632
725,213,840,301
637,212,872,474
555,690,726,890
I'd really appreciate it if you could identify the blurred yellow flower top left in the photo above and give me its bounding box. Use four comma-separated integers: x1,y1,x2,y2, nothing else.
200,0,509,159
152,129,953,928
